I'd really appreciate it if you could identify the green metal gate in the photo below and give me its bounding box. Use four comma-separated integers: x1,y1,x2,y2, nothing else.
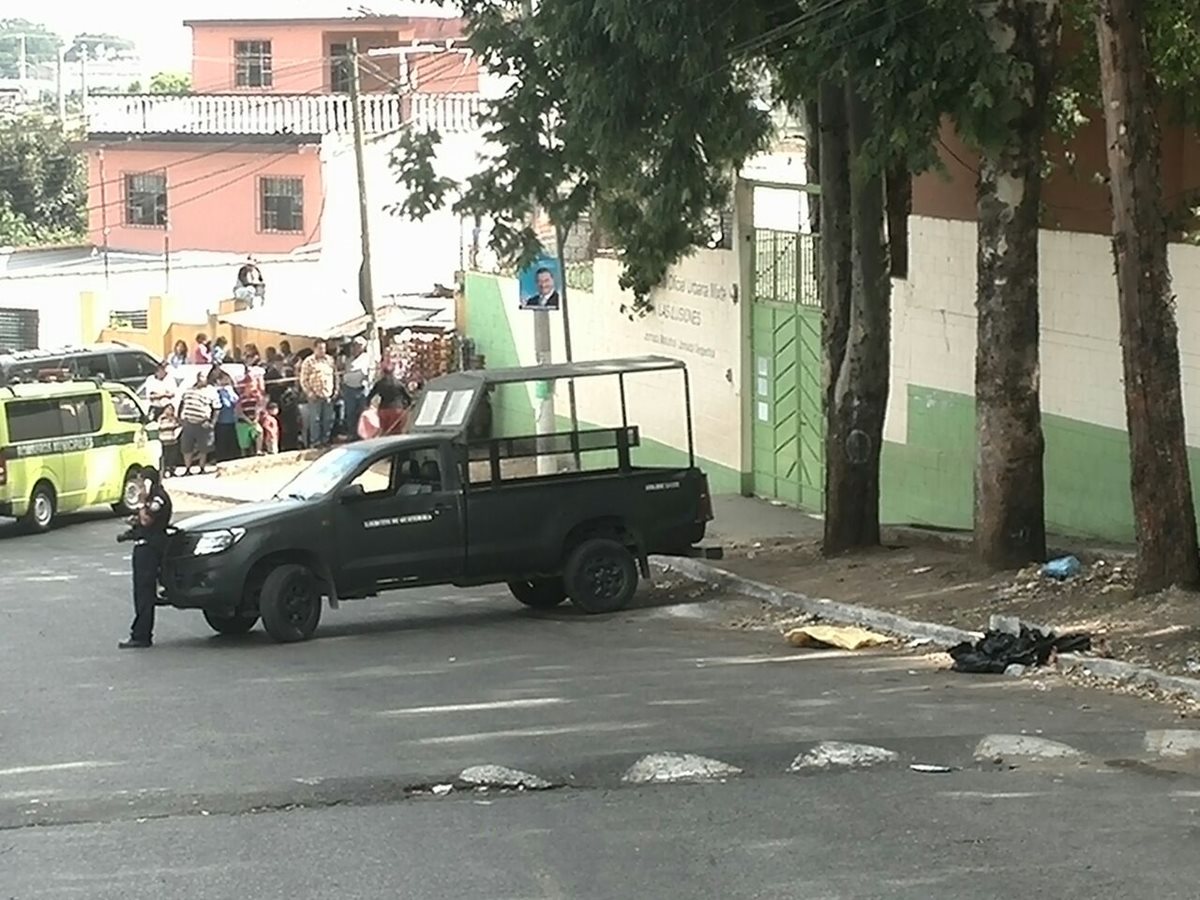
750,230,823,510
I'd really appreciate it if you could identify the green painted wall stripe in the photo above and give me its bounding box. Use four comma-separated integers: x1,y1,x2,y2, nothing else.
465,271,741,494
881,384,1189,544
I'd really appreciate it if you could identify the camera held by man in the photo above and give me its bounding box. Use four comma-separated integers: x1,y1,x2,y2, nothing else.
117,467,174,650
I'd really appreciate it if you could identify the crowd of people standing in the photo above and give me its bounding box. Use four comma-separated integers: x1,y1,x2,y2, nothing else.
143,333,419,477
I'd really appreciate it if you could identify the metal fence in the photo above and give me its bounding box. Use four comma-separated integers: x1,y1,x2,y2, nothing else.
754,229,821,306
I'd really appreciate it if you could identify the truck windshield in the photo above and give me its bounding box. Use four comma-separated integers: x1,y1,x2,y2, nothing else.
275,446,371,501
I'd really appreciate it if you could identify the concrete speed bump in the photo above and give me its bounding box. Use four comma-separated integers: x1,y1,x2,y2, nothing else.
622,752,743,785
1144,730,1200,758
788,741,899,771
975,734,1084,762
458,765,554,791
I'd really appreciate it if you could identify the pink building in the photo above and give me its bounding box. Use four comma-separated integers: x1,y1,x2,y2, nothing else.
83,15,479,255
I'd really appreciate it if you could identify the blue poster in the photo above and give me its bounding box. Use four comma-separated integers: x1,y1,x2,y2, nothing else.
517,256,561,311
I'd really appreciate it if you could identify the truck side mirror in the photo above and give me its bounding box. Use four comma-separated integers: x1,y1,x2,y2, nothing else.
339,483,366,502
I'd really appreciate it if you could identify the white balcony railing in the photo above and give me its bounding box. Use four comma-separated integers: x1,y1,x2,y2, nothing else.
409,92,482,134
86,92,482,137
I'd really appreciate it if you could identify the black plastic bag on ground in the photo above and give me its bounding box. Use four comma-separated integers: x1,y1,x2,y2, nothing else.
949,626,1091,674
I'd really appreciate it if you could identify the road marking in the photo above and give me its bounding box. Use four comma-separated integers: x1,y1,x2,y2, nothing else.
415,722,652,745
0,760,118,777
22,575,77,582
623,752,743,785
694,650,849,667
939,791,1046,799
380,697,567,716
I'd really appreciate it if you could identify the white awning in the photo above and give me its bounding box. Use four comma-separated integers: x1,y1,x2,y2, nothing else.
216,303,367,339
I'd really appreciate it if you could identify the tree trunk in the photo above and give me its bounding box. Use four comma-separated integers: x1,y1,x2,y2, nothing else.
803,98,821,233
885,162,911,279
1096,0,1200,593
973,0,1057,569
821,78,891,554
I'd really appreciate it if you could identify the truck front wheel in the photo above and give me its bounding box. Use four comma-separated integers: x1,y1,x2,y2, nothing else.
259,564,322,643
203,609,259,635
508,577,567,609
564,538,638,614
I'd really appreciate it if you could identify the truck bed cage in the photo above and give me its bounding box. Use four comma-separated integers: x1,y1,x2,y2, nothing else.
417,355,695,468
466,426,641,484
432,356,685,388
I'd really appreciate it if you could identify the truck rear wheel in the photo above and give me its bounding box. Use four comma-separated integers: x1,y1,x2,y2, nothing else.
203,609,259,635
564,538,638,614
259,564,322,643
508,577,567,609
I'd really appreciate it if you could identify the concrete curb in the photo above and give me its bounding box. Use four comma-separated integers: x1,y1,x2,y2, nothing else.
653,556,1200,705
210,449,323,478
652,557,979,647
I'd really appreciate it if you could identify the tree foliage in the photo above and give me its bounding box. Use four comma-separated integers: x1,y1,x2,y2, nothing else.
391,0,771,309
0,113,85,247
128,71,192,94
0,18,59,79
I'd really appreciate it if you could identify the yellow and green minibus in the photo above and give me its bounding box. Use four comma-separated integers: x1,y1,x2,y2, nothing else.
0,380,162,532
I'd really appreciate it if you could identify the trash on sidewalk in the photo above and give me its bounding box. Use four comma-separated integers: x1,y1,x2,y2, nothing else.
1041,555,1082,580
949,624,1091,675
785,624,892,651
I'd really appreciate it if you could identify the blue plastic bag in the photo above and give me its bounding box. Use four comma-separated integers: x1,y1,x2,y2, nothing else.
1042,555,1082,580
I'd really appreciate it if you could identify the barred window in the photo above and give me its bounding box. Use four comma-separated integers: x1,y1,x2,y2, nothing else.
125,172,166,227
330,43,352,92
260,176,303,233
235,40,273,88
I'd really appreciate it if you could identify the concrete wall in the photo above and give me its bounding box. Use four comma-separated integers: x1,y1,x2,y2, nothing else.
0,255,324,348
462,246,745,493
318,125,488,300
189,19,475,94
85,144,323,254
882,214,1200,541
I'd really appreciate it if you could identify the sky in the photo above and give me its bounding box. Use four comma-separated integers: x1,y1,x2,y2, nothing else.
29,0,459,72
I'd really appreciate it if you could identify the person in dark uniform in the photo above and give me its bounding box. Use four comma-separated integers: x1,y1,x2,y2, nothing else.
118,467,173,650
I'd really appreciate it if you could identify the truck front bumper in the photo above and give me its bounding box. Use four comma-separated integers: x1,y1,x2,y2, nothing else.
160,544,249,610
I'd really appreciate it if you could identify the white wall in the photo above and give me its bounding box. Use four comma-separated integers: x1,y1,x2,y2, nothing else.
0,255,324,348
546,250,743,472
891,214,1200,445
320,124,490,302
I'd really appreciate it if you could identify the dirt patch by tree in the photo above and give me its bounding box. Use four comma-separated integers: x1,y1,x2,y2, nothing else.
717,535,1200,679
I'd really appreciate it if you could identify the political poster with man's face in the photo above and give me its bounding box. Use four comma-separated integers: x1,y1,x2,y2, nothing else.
517,257,561,311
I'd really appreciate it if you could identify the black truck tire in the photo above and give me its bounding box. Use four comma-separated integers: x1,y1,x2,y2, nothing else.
508,577,567,609
203,609,259,635
564,538,638,614
259,564,322,643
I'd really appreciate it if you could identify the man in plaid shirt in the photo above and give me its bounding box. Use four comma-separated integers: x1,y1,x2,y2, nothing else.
298,339,337,448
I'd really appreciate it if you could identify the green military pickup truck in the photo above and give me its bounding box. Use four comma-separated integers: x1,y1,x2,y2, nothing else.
160,356,720,643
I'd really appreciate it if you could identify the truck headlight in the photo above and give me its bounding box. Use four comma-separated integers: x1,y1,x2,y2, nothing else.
193,528,246,556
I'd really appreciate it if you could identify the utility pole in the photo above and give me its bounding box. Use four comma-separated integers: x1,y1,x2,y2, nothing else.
554,222,580,469
348,37,376,323
56,46,65,121
17,33,27,83
1095,0,1200,591
521,0,556,474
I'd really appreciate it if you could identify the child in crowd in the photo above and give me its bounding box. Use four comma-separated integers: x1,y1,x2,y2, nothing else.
259,402,280,455
157,406,182,476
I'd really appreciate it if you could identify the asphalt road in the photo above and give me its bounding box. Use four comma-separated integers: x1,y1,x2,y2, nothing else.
5,504,1200,898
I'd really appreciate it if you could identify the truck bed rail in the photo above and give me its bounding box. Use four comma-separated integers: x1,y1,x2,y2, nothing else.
466,426,641,484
